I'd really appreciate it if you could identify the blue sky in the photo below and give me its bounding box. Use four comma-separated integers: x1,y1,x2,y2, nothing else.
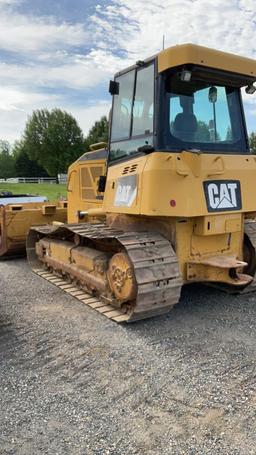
0,0,255,143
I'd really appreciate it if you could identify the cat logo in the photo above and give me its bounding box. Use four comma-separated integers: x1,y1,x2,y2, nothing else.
114,175,137,207
203,180,242,212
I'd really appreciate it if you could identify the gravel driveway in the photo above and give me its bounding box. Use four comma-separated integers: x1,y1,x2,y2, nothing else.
0,259,255,454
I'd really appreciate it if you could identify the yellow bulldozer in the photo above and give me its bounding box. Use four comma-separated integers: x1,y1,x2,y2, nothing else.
27,43,256,323
0,194,67,258
0,149,107,258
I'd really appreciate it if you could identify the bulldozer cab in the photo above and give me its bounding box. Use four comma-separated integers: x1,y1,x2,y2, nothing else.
108,44,255,165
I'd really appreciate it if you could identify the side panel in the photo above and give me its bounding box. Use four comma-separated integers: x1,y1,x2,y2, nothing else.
103,156,146,215
67,158,106,223
104,151,256,217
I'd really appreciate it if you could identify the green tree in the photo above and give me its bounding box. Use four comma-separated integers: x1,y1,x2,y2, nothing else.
249,132,256,154
0,140,10,154
0,140,16,179
13,140,48,177
85,116,109,150
22,109,85,181
226,126,232,141
194,121,211,141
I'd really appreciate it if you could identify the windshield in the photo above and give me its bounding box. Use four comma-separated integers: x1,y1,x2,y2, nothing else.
164,71,248,153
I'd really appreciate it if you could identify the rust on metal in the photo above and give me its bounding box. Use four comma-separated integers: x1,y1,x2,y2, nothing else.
27,222,182,323
0,202,67,259
107,252,137,303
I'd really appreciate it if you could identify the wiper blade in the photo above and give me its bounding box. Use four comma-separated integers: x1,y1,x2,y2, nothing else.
184,147,202,154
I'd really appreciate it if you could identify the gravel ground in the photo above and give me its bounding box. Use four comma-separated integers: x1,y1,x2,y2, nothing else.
0,258,255,455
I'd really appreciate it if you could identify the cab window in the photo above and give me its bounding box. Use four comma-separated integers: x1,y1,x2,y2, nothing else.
111,70,135,141
110,63,155,162
165,70,247,153
132,64,154,137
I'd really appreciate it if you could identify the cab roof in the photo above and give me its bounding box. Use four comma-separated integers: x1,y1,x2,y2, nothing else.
158,43,256,79
113,44,256,85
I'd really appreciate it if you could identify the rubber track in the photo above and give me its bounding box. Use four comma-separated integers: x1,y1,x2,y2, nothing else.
27,223,182,323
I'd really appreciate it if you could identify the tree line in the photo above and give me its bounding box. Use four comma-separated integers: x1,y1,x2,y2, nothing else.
250,132,256,154
1,109,256,180
0,109,109,180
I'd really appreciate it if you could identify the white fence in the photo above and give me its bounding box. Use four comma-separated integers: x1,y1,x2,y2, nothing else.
58,174,67,184
0,174,67,184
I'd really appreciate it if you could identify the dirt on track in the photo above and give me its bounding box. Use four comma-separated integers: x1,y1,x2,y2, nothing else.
0,258,255,455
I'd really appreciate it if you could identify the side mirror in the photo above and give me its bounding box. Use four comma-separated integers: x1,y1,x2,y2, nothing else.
209,86,217,103
98,175,106,193
109,80,119,96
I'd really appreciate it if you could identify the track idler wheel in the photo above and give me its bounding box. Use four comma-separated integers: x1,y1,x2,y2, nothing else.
107,252,137,303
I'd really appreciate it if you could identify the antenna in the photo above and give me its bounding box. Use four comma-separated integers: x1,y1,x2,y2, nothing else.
162,34,165,50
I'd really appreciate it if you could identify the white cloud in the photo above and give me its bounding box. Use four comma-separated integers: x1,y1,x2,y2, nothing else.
0,102,111,143
0,13,88,53
0,59,108,91
0,86,56,111
0,83,110,142
0,0,20,4
88,0,256,133
68,101,111,135
92,0,256,61
0,2,112,142
0,0,256,142
0,86,60,141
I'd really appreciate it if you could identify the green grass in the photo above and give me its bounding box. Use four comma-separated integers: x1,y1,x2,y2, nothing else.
0,183,67,201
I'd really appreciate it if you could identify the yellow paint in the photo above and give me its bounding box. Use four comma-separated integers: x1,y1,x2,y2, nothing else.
104,152,256,217
158,43,256,78
102,150,256,284
0,201,67,255
67,149,106,223
29,45,256,289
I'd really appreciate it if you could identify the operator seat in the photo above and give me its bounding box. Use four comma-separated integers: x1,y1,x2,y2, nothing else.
173,112,198,142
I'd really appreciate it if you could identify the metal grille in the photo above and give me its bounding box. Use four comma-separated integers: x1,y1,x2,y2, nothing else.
80,165,104,200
